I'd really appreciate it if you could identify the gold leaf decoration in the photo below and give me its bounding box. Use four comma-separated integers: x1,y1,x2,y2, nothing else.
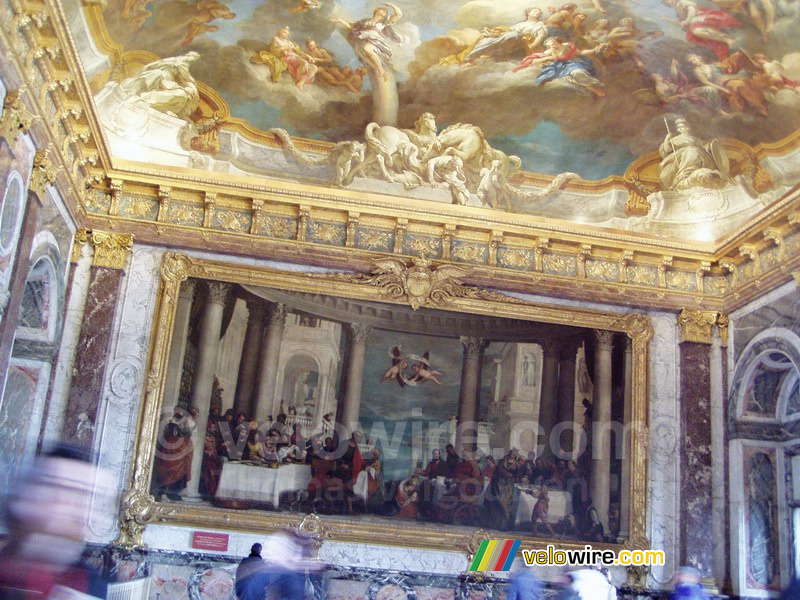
357,229,392,249
498,248,532,269
452,243,485,263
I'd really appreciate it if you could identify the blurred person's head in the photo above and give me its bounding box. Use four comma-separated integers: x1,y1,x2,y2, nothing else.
675,566,701,586
249,543,262,557
4,443,110,568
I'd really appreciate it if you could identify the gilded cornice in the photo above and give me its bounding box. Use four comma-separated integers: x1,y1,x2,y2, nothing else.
678,309,731,345
87,230,134,270
0,89,35,146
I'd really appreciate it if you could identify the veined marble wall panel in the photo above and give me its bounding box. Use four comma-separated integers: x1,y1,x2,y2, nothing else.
87,245,164,543
89,246,680,582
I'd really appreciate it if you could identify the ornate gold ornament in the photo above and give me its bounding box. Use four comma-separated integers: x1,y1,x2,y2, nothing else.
120,254,652,554
29,149,59,198
716,312,729,347
626,564,650,591
678,309,719,344
0,89,35,146
88,230,134,270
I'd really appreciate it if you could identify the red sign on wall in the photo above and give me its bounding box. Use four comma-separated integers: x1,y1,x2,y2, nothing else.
192,531,229,552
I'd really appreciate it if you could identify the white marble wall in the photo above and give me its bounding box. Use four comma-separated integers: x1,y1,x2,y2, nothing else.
87,245,164,543
83,247,681,584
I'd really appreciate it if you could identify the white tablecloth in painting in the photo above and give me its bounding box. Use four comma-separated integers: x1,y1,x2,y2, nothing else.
514,488,572,528
216,463,312,507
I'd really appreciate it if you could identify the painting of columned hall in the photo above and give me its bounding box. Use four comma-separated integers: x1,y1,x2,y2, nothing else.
151,274,637,545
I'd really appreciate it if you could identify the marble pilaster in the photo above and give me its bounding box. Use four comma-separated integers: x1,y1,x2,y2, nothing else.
0,189,40,399
339,323,371,435
679,340,714,578
254,303,286,422
62,232,134,444
233,300,265,416
186,281,230,499
162,279,197,409
590,330,613,533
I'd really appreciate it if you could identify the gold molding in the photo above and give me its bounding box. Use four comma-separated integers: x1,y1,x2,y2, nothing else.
678,309,719,345
87,230,134,269
118,253,652,552
69,228,90,264
716,313,729,347
0,89,35,146
29,149,58,199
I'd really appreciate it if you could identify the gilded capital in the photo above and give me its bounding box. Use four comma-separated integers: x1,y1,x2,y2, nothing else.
0,90,34,147
716,313,729,347
678,309,718,345
89,231,134,270
69,228,91,264
29,150,58,199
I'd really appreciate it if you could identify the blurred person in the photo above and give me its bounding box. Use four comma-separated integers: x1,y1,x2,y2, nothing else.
0,444,111,599
262,532,321,599
235,543,270,600
781,578,800,599
564,568,617,600
671,566,710,600
508,564,542,600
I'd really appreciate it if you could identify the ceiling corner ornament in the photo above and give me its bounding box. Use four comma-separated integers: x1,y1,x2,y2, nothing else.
611,313,653,342
29,149,58,199
315,257,523,310
678,309,718,345
89,231,134,270
0,90,34,147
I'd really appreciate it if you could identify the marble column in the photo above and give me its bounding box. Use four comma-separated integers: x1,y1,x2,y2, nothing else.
162,279,197,410
590,330,613,533
0,188,40,399
62,231,134,445
456,336,487,454
339,323,371,436
185,281,230,500
618,336,633,541
677,308,717,583
253,303,287,423
556,341,579,457
233,299,265,416
538,341,560,457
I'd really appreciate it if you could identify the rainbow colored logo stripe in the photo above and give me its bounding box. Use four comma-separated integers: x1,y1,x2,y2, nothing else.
469,539,521,572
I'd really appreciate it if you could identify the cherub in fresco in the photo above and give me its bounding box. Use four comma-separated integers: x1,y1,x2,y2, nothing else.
440,7,548,66
409,352,444,385
290,0,321,13
602,17,663,63
330,3,405,82
664,0,741,61
182,1,236,47
513,37,608,98
380,346,409,387
122,0,153,30
545,3,582,33
752,53,800,95
686,52,769,117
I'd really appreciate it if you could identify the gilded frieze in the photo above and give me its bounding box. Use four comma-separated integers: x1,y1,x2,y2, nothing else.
260,216,297,240
585,260,619,282
666,271,697,293
119,194,158,221
403,236,441,259
497,247,533,271
543,254,577,277
167,203,204,227
308,221,346,246
451,242,487,265
626,266,658,287
355,228,393,252
703,275,729,297
213,209,251,234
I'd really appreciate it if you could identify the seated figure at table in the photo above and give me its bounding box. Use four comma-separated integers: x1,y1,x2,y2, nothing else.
455,450,483,505
365,448,385,511
420,448,445,478
336,432,364,514
396,476,420,518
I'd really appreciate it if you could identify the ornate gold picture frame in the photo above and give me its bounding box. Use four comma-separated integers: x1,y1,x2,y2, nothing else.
118,253,651,556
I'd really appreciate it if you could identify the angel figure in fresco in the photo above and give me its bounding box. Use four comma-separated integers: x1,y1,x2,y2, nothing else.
119,52,200,119
290,0,322,13
410,352,444,385
752,53,800,95
664,0,741,60
513,37,608,98
441,7,548,66
252,26,318,90
331,3,406,81
686,52,769,117
634,59,711,108
380,346,408,387
181,0,236,47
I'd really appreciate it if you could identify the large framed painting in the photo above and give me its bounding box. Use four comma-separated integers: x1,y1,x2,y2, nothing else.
120,253,651,554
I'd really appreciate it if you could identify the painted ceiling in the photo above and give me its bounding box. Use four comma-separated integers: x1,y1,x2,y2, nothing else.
69,0,800,241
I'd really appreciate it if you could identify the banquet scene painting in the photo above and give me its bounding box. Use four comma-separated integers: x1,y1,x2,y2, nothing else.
150,277,637,543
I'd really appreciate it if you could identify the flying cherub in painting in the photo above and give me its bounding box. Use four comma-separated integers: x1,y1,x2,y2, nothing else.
381,346,409,387
182,0,236,47
410,352,444,385
290,0,322,13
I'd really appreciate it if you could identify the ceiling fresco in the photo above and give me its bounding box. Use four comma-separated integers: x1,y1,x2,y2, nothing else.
69,0,800,241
